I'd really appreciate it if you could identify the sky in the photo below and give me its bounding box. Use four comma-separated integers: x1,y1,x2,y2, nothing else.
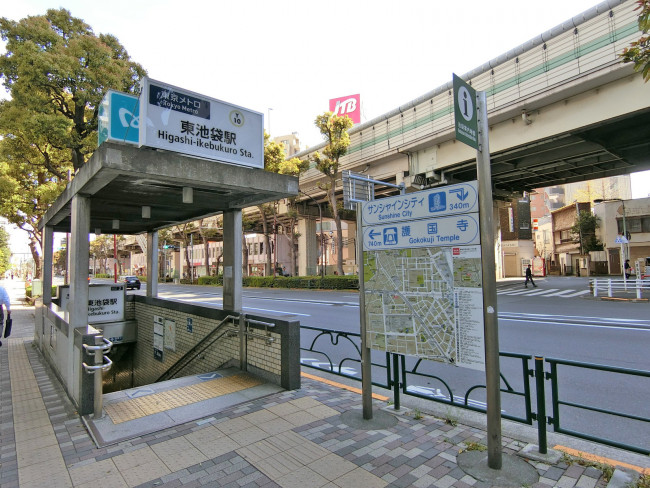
2,0,649,254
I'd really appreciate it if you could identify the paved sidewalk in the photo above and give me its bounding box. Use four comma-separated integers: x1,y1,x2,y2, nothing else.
1,283,648,487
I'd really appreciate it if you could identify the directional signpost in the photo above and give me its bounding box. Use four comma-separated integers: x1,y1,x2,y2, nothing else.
360,180,486,372
453,74,503,469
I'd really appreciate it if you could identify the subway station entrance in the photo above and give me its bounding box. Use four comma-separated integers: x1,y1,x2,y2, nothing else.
35,141,300,444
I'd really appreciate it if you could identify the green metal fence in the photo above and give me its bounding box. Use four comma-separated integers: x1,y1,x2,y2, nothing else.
300,325,650,455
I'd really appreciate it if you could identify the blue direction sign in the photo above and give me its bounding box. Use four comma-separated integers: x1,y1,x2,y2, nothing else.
362,181,478,226
363,213,480,251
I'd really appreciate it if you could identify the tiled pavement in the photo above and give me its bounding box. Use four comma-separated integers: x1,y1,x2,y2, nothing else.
0,304,647,487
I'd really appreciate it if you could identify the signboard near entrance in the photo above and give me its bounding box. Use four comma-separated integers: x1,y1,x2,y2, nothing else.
98,90,140,146
361,181,478,225
360,180,485,371
453,74,478,150
139,77,264,169
58,284,125,323
363,213,480,251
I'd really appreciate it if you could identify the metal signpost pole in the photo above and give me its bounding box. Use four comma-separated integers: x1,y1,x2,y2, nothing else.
476,90,502,469
357,202,373,419
454,73,502,470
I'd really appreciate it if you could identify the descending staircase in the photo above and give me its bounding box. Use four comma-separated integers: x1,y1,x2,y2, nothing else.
156,314,241,383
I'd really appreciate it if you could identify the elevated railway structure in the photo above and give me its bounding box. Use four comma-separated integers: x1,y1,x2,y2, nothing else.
288,0,649,275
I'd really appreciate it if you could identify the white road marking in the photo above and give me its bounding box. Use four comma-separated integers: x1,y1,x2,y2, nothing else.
499,317,650,331
554,289,590,297
244,307,310,317
519,288,559,296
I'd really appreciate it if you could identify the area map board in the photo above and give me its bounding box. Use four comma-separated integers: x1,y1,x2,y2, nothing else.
361,181,485,371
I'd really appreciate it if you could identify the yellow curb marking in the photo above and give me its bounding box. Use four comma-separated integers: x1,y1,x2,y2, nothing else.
301,371,389,401
105,373,262,424
554,445,649,475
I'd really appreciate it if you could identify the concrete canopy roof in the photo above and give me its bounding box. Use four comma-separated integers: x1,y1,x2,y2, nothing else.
38,141,299,234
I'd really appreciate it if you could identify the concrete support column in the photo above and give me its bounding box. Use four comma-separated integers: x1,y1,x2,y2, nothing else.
223,209,242,312
147,231,158,298
69,195,90,329
298,218,318,276
69,195,90,398
42,226,53,305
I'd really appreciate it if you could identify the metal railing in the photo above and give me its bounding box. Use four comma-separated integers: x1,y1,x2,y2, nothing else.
300,325,650,455
546,357,650,455
590,278,650,299
82,336,113,419
156,315,277,382
156,314,240,382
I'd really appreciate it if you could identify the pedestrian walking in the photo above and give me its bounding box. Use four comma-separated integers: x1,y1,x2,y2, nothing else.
624,259,631,279
524,264,537,288
0,283,11,346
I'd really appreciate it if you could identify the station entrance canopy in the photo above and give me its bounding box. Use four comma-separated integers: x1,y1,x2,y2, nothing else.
38,140,298,234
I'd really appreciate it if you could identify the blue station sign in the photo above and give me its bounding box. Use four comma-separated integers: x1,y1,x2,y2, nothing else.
361,181,478,225
362,213,480,251
98,90,140,146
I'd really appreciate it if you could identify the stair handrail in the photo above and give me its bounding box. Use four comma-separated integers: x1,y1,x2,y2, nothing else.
155,314,240,382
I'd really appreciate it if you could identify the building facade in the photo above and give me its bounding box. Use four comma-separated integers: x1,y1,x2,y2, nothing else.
593,197,650,276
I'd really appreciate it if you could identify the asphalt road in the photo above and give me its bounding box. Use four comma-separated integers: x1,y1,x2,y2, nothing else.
125,276,649,452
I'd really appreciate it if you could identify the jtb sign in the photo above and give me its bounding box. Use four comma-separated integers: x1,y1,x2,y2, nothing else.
329,94,360,124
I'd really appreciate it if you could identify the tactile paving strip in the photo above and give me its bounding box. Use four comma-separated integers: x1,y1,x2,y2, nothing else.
105,373,262,424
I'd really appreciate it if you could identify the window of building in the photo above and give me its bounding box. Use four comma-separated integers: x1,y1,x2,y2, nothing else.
560,229,572,241
643,217,650,233
619,218,642,234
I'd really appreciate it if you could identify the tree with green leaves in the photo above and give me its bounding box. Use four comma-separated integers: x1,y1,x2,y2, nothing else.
262,132,308,275
90,235,112,274
172,222,197,281
572,211,604,254
621,0,650,81
0,9,146,277
0,227,10,276
312,112,354,276
198,218,222,277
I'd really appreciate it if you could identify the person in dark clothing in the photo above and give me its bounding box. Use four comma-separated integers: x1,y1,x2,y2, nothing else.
0,284,10,347
525,264,536,288
624,260,631,279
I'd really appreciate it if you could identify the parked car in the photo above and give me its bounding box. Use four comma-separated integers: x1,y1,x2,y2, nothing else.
123,276,141,290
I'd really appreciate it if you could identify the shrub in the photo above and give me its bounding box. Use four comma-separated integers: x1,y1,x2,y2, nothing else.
25,286,57,299
243,276,275,287
197,275,222,286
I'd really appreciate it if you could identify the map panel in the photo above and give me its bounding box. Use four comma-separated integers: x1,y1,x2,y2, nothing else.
364,245,485,370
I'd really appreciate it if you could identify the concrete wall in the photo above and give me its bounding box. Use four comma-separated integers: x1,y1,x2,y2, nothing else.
34,300,99,415
34,295,301,417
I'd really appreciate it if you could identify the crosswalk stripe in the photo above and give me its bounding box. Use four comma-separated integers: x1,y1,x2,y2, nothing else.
555,289,590,297
542,289,583,297
521,288,560,296
498,288,588,298
499,288,538,295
